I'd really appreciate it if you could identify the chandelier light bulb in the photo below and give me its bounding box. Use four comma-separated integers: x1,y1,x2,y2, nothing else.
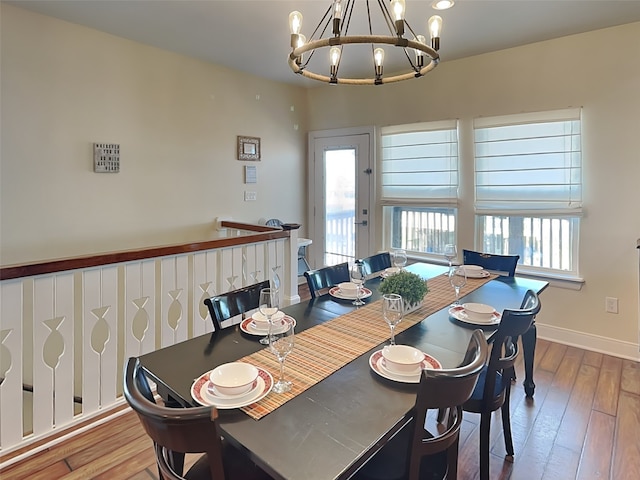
428,15,442,51
414,34,427,66
374,47,384,84
289,11,303,35
374,48,385,67
330,46,341,67
333,0,343,20
390,0,406,21
295,34,306,65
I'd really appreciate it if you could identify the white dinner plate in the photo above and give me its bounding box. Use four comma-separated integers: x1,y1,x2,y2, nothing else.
240,316,297,336
329,286,373,301
191,367,273,409
369,349,442,384
448,306,501,326
456,269,490,279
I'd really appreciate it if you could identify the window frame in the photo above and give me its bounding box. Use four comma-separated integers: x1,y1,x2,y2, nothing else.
472,108,583,279
379,120,460,261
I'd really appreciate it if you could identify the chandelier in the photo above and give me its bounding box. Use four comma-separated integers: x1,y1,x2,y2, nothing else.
288,0,449,86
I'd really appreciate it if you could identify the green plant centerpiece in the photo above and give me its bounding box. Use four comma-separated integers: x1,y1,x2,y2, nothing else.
378,270,428,308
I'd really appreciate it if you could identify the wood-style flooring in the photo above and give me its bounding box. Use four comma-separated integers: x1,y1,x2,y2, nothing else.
2,285,639,479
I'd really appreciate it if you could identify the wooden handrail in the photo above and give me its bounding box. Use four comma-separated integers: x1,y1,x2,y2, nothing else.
0,221,289,281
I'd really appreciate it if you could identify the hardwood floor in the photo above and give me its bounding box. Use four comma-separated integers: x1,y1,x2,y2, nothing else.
2,286,639,479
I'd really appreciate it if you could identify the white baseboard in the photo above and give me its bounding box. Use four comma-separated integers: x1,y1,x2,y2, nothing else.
537,323,640,361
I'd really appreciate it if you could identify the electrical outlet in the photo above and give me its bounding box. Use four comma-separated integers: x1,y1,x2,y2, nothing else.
244,191,257,201
605,297,618,314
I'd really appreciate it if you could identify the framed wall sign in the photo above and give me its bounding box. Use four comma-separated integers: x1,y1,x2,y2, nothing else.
237,136,261,161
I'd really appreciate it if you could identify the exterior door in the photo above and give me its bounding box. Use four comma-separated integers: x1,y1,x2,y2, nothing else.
308,130,372,269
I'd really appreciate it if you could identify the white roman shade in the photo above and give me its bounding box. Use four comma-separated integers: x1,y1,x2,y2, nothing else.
381,120,458,205
474,108,582,215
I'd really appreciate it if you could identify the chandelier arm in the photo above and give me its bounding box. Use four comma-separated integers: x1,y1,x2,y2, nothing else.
309,5,334,41
376,0,397,36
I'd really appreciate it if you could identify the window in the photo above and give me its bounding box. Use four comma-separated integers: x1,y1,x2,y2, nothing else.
473,108,582,275
380,121,458,256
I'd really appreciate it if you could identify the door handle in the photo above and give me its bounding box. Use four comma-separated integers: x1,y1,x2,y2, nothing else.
354,220,368,226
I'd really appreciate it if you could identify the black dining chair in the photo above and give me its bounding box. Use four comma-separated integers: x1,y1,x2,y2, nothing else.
462,249,539,397
204,280,270,331
353,330,489,480
462,249,519,277
359,252,392,277
462,290,541,480
303,262,350,298
124,357,272,480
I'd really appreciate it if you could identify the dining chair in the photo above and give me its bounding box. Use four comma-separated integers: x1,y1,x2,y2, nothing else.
303,262,350,298
462,249,519,277
462,249,539,397
462,289,541,480
359,252,392,277
353,330,489,480
123,357,272,480
204,280,270,331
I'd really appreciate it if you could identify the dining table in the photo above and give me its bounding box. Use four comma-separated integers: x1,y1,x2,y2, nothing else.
137,262,548,480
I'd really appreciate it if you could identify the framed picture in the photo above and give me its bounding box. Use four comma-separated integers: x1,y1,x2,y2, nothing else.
237,136,261,161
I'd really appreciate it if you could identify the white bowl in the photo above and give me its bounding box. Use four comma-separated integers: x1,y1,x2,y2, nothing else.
209,362,259,396
338,282,359,294
382,345,424,374
252,310,284,329
462,302,495,322
384,267,400,275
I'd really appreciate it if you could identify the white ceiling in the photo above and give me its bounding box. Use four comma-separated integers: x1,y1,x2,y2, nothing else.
7,0,640,87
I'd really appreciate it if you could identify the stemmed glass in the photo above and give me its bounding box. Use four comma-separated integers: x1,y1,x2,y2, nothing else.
443,244,457,270
269,316,295,393
258,288,280,345
382,294,404,345
391,249,407,270
449,266,467,306
350,261,366,306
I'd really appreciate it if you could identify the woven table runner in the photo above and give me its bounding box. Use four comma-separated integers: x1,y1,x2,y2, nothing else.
239,271,495,420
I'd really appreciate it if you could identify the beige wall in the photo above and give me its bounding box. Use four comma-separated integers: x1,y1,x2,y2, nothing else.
0,4,309,264
306,22,640,352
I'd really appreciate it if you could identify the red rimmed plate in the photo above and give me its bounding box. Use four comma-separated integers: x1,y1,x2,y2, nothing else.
329,286,373,301
240,316,297,336
191,367,273,409
448,305,501,326
369,349,442,384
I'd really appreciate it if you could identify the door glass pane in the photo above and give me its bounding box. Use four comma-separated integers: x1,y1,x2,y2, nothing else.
324,149,355,265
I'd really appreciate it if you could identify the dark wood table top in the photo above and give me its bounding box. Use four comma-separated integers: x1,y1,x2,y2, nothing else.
138,263,548,480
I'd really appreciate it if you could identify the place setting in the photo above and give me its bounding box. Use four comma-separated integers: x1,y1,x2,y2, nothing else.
369,293,442,384
240,288,297,343
329,262,372,305
191,361,274,409
449,302,501,327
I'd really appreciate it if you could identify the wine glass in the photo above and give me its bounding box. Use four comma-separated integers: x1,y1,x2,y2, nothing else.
350,261,366,306
449,266,467,306
258,288,280,345
269,315,295,393
443,244,457,269
391,249,407,270
382,294,404,345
